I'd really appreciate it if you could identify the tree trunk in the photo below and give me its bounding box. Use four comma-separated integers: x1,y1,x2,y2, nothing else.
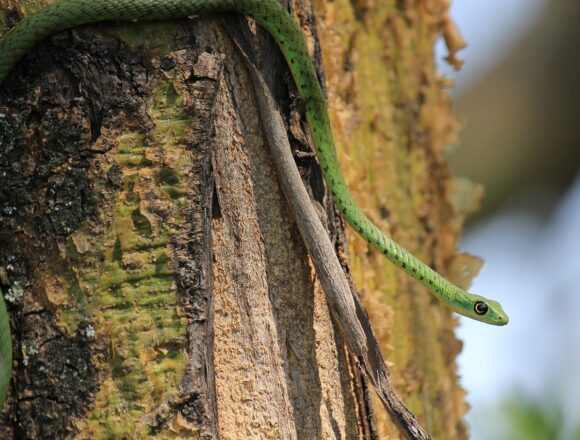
0,1,474,439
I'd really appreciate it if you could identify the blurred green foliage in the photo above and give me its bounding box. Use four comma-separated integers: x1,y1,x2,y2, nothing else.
498,398,580,440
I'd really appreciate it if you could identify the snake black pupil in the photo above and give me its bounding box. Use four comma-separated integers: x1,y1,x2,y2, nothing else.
474,301,488,315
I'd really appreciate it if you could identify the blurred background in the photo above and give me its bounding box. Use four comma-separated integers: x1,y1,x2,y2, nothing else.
436,0,580,439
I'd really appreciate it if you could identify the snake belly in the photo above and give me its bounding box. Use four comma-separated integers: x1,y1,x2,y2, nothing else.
0,0,508,409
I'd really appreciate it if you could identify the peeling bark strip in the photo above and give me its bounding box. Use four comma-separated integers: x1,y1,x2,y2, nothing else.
231,31,431,439
200,19,365,439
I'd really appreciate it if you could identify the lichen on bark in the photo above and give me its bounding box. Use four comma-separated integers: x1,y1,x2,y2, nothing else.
69,111,193,437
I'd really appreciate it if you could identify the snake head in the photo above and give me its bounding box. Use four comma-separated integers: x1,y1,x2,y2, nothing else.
454,293,509,326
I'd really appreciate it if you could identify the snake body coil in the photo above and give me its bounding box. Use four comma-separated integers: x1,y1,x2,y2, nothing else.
0,0,508,409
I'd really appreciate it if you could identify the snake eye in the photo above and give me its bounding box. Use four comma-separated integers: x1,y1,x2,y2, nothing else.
474,301,489,315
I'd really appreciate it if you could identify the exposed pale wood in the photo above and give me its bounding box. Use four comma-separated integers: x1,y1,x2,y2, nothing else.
231,33,432,440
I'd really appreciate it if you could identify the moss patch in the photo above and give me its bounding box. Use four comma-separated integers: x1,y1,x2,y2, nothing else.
57,70,194,437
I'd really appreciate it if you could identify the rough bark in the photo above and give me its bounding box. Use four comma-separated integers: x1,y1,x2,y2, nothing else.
311,1,473,438
0,0,473,439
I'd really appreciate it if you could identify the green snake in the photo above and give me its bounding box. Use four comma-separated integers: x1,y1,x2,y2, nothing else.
0,0,509,409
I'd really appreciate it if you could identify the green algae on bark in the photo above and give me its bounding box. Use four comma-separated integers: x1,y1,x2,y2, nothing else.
62,82,193,438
